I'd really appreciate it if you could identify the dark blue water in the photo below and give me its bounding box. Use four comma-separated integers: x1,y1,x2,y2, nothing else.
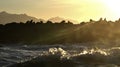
0,44,120,67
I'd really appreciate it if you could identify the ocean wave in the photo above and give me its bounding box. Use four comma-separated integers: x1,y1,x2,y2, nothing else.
0,45,120,67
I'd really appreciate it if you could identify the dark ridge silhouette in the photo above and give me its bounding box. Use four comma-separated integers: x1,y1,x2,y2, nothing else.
0,18,120,45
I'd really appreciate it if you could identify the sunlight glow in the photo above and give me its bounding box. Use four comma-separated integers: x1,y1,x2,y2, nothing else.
1,0,120,23
60,0,120,21
101,0,120,20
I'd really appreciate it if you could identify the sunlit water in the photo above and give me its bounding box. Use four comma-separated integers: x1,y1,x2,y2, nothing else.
0,44,120,67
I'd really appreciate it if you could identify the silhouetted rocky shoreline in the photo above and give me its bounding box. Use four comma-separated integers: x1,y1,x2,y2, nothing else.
0,18,120,45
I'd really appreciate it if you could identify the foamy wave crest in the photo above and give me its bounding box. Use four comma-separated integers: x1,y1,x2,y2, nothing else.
1,45,120,67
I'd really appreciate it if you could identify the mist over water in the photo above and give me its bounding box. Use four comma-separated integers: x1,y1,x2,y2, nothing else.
0,43,120,67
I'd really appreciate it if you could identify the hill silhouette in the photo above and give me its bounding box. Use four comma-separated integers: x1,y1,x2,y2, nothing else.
0,11,78,24
48,16,78,23
0,18,120,45
0,11,44,24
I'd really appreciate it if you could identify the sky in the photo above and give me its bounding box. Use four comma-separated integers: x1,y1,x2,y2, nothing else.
0,0,120,23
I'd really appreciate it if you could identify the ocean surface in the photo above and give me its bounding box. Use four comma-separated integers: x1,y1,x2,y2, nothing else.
0,43,120,67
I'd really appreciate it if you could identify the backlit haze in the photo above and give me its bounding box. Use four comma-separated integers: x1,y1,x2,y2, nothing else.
0,0,120,23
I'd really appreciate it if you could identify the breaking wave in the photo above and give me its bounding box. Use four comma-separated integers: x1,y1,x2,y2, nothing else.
0,44,120,67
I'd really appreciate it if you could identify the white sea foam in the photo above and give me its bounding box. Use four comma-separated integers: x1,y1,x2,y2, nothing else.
0,44,120,67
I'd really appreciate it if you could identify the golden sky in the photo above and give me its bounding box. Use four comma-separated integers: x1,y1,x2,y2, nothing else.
0,0,120,23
